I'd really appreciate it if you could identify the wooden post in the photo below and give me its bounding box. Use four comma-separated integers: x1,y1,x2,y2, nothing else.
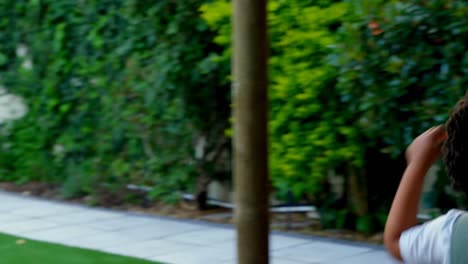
233,0,269,263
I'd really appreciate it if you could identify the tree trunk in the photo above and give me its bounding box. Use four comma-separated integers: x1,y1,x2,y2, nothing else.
347,164,368,217
233,0,269,263
196,172,210,210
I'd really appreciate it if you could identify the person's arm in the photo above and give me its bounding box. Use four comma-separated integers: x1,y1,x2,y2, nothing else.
384,126,447,261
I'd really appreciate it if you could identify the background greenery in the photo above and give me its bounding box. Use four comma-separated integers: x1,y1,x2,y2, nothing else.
0,0,467,232
0,0,230,207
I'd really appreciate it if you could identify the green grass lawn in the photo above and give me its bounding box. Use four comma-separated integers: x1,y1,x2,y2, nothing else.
0,233,159,264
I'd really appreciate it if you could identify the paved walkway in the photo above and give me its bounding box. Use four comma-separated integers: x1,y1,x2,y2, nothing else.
0,191,400,264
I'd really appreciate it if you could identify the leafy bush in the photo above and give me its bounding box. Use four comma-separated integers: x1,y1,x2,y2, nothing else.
334,0,468,154
0,0,230,204
333,0,468,211
203,0,468,231
2,0,466,232
202,0,352,202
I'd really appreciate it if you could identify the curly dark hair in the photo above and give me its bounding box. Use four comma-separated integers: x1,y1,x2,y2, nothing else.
444,94,468,196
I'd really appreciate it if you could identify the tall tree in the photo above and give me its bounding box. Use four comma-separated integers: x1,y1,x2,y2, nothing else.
233,0,269,263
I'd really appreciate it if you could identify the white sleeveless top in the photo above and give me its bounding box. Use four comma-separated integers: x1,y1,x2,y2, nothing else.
399,209,464,264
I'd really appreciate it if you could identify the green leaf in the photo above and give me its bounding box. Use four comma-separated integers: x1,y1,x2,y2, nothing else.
0,53,7,66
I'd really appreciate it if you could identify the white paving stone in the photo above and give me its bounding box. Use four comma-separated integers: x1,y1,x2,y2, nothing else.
9,204,82,217
222,258,309,264
150,244,236,264
166,227,235,245
331,250,402,264
211,240,236,255
0,202,32,212
0,191,395,264
64,231,138,249
0,218,60,234
0,200,46,213
104,239,198,259
272,241,373,263
84,215,159,232
21,225,103,244
0,213,33,223
271,257,309,264
43,209,124,224
114,220,205,240
270,234,312,250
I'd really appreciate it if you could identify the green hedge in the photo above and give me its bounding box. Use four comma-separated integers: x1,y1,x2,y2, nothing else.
202,0,468,231
202,0,352,202
0,0,230,203
1,0,467,232
334,0,468,212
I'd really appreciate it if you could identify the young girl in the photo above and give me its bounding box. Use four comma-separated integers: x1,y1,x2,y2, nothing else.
384,97,468,264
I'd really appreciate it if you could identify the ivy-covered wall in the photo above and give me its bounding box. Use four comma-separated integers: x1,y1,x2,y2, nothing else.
202,0,468,232
202,0,351,201
1,0,468,233
0,0,230,204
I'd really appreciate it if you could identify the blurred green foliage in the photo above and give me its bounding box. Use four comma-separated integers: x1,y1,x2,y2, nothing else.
0,0,230,202
202,0,468,232
0,0,467,233
333,0,468,220
202,0,354,202
334,0,468,155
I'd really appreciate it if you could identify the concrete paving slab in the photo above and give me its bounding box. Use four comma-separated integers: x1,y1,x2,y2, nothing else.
209,240,236,259
0,200,46,213
0,218,60,234
270,234,312,250
43,209,125,224
0,190,396,264
104,239,199,259
84,215,158,232
221,258,309,264
0,202,31,212
149,244,236,264
9,204,83,217
21,225,104,244
64,231,139,249
270,257,310,264
330,250,402,264
165,227,235,246
115,220,206,240
272,241,373,263
0,213,34,223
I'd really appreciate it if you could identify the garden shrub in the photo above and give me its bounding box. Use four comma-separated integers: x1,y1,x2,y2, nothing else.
1,0,466,232
202,0,353,203
203,0,468,232
333,0,468,213
0,0,230,205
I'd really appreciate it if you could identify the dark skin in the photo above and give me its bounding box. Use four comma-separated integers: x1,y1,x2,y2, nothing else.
384,126,448,260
